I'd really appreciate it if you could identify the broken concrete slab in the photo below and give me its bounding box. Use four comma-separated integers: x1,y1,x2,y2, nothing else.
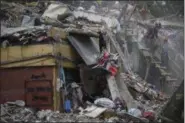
67,35,99,66
106,75,121,101
118,74,136,109
42,3,71,22
83,105,107,118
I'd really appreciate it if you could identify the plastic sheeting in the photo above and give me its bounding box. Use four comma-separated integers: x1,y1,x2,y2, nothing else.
94,98,116,109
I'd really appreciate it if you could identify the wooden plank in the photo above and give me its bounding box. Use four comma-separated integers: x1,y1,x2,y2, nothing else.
1,44,53,62
54,43,79,60
0,57,55,67
1,44,78,62
1,44,77,68
144,60,151,80
53,67,57,111
1,56,75,68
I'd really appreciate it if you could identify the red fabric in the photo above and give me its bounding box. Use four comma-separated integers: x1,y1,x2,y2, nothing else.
143,111,155,121
108,66,118,76
103,52,109,58
99,52,109,65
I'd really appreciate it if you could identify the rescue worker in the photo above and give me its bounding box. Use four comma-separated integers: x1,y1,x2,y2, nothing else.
146,22,161,39
161,38,169,68
139,6,147,20
145,22,161,55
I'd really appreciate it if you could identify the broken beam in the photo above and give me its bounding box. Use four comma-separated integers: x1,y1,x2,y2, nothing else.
67,28,99,37
104,29,132,74
103,27,135,109
106,75,121,101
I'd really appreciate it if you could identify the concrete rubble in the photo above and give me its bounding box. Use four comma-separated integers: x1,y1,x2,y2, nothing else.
0,1,183,123
1,101,104,122
1,100,144,123
121,73,167,112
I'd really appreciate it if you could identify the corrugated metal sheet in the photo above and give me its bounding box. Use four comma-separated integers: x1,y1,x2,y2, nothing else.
68,35,100,66
0,67,53,109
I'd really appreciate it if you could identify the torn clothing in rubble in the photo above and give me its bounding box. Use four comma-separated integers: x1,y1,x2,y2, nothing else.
93,50,118,76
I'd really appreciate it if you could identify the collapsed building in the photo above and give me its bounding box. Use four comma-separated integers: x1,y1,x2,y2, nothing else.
0,1,184,123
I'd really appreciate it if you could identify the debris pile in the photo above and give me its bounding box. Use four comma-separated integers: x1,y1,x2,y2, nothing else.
1,1,43,28
0,100,103,122
1,2,25,27
0,100,37,122
0,26,53,48
93,50,119,76
121,73,168,114
36,110,103,122
0,100,146,123
0,1,180,123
